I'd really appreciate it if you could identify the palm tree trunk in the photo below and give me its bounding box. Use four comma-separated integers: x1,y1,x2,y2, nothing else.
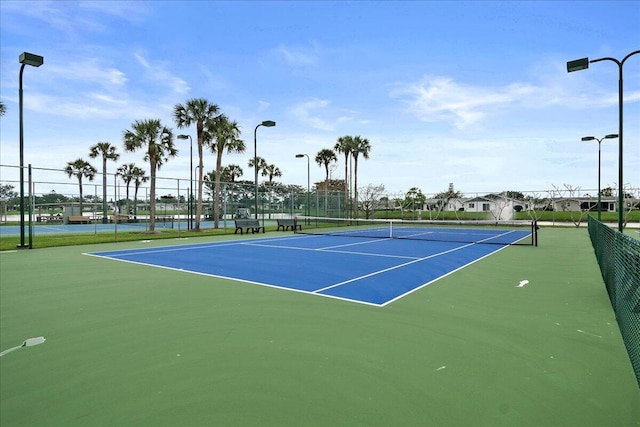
324,163,330,217
134,185,139,219
195,141,204,230
125,181,130,219
354,158,359,219
149,160,157,232
102,158,108,223
213,149,223,228
78,177,84,213
343,154,348,218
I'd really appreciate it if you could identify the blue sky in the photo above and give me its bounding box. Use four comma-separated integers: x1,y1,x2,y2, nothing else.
1,0,639,198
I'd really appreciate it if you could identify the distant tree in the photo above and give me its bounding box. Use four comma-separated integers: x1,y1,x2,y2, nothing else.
131,167,148,218
89,141,120,223
64,158,97,213
359,184,386,219
315,148,337,191
600,187,614,197
174,98,221,230
504,191,525,200
123,119,177,232
207,115,245,228
261,163,282,185
35,190,69,206
248,156,267,176
0,101,6,116
403,187,426,217
550,184,588,227
351,136,371,217
222,164,243,182
0,183,17,200
117,163,146,218
314,179,346,192
334,136,354,217
430,185,463,219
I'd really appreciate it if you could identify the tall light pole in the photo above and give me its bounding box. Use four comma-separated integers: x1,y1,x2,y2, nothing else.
18,52,43,249
177,134,193,230
253,120,276,219
568,50,640,232
295,154,310,220
581,134,618,221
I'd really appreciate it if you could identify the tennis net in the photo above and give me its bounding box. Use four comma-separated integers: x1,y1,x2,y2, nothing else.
295,216,538,246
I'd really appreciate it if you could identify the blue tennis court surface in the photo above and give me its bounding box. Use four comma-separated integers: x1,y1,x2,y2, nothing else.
86,231,527,306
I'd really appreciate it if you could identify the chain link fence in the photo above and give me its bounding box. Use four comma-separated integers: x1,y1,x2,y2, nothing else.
1,164,639,230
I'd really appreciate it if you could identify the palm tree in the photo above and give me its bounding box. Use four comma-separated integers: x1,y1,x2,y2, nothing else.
0,101,6,116
116,163,146,218
132,167,148,219
174,98,221,230
315,148,337,216
315,148,337,191
223,164,243,182
123,119,177,232
89,142,120,223
351,135,371,217
261,163,282,219
261,163,282,185
65,158,97,213
334,136,354,217
248,156,267,173
207,115,245,228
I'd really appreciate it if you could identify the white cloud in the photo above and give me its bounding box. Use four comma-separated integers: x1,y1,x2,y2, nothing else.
134,52,190,95
46,60,128,87
387,75,590,130
276,44,319,67
289,98,335,131
257,100,270,112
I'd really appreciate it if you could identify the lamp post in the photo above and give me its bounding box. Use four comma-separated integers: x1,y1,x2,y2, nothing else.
581,134,618,221
568,50,640,232
295,154,310,220
18,52,44,249
253,120,276,219
177,134,193,230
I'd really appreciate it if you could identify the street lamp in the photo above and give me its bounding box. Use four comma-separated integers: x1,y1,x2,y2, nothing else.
253,120,276,219
568,50,640,232
582,134,618,221
18,52,43,249
177,134,193,230
295,154,310,220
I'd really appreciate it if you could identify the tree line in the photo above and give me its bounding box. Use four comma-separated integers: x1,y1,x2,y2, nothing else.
44,97,374,231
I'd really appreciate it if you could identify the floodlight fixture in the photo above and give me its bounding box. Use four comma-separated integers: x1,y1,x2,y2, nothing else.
19,52,44,67
566,57,589,72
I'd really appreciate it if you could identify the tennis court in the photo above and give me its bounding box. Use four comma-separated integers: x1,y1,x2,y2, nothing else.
1,226,639,426
86,223,532,306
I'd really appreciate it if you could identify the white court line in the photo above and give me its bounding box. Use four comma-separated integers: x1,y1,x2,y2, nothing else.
314,242,475,294
84,234,308,257
84,247,386,307
242,241,419,260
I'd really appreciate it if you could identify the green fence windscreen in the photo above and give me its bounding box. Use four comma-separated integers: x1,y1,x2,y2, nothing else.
588,216,640,387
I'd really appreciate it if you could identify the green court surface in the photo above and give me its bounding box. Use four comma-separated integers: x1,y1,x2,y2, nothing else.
1,227,638,426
